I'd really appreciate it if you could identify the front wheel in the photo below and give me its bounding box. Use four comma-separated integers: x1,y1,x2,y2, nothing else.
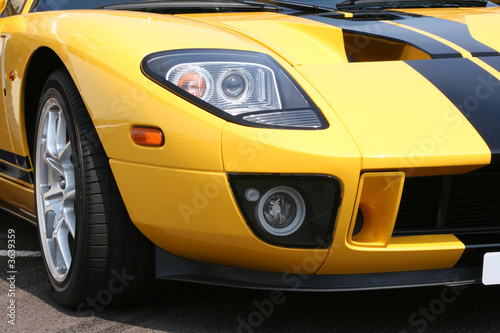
34,68,157,309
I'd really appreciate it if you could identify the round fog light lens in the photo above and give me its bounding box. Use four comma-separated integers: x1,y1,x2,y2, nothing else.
257,186,306,236
245,188,260,202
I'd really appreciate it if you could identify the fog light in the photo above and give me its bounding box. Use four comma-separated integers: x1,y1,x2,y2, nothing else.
245,188,260,202
256,186,306,236
229,174,341,248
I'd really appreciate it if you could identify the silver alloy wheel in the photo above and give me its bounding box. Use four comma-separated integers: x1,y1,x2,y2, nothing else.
35,97,76,283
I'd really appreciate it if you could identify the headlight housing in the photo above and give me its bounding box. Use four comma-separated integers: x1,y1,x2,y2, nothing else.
141,49,328,129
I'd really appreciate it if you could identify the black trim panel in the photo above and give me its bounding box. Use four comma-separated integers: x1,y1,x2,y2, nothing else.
0,160,33,183
0,148,31,169
405,57,500,164
0,148,33,183
0,148,18,165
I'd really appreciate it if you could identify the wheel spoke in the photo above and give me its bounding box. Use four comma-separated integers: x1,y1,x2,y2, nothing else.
51,237,59,269
45,110,60,160
55,111,67,158
43,152,64,177
36,96,77,283
59,141,72,164
63,188,76,238
42,183,63,206
53,215,71,272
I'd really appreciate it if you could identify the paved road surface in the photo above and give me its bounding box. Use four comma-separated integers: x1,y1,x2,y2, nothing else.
1,209,500,332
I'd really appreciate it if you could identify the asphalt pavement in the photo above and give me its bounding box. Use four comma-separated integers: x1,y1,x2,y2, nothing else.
1,209,500,332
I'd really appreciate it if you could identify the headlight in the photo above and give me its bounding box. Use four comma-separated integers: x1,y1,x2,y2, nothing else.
141,49,328,129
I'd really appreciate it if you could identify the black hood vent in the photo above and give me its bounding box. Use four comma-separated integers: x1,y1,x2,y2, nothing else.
321,12,418,21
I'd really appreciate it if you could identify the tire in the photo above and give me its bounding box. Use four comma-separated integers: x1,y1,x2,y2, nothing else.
34,68,157,310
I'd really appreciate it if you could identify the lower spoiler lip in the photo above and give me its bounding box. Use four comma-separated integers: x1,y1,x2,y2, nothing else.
155,246,482,291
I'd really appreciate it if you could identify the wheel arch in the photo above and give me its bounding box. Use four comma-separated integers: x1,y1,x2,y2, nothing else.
24,47,65,159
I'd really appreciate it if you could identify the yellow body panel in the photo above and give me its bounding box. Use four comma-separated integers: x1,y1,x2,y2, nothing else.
349,172,406,247
466,13,500,52
1,1,500,281
109,159,329,272
319,234,465,274
183,13,349,66
296,61,492,172
0,175,34,214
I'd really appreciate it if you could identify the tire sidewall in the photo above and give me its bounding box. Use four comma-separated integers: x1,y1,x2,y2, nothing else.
34,70,86,305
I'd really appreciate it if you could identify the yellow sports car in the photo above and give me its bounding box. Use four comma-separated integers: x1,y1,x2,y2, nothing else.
2,0,500,309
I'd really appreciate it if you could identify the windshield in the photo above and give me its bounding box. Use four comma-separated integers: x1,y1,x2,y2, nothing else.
32,0,339,11
31,0,490,12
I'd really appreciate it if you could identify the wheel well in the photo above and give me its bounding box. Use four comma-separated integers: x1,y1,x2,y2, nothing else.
24,48,65,158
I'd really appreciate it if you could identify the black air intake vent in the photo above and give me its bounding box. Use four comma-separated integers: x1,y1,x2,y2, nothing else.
393,171,500,236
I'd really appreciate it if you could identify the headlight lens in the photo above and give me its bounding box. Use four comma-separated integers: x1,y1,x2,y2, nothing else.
142,49,328,129
167,62,277,114
220,69,252,101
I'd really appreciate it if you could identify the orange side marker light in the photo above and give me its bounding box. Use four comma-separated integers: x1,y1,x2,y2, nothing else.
131,127,164,146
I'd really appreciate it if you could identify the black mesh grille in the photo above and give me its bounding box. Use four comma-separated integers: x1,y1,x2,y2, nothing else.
446,174,500,228
393,172,500,235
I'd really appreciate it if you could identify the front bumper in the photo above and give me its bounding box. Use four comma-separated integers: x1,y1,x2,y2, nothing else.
110,159,469,276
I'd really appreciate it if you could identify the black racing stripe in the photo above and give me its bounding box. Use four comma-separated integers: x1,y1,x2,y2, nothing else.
305,14,462,59
398,16,500,57
454,233,500,268
480,56,500,72
406,57,500,164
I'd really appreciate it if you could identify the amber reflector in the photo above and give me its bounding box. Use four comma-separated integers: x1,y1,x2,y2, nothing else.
131,127,164,146
178,71,207,98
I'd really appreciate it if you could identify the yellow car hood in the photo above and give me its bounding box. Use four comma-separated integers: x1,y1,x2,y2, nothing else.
187,8,500,171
